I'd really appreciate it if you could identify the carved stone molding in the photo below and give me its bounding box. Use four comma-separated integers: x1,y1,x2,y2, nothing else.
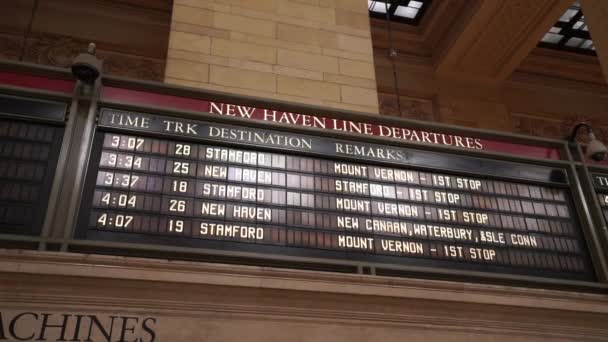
22,32,84,68
8,32,166,81
99,50,165,81
378,93,436,121
1,250,608,341
511,113,568,139
512,112,608,141
0,33,24,61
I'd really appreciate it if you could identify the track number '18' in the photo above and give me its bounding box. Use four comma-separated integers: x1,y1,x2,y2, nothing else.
172,180,188,193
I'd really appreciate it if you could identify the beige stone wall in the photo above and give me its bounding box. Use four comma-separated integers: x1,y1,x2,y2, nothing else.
165,0,379,113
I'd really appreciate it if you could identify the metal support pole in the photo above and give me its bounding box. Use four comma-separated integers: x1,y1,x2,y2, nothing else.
567,142,608,280
38,83,81,250
60,80,101,251
577,144,608,258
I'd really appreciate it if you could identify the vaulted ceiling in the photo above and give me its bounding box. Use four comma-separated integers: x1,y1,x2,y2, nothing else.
371,0,606,90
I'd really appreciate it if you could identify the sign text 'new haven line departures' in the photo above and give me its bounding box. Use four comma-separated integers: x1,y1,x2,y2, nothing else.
100,87,562,160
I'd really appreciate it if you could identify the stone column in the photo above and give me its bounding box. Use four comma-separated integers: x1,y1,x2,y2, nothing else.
165,0,379,113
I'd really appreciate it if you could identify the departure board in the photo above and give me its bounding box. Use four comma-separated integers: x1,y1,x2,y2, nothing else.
0,95,66,235
592,173,608,225
76,108,595,281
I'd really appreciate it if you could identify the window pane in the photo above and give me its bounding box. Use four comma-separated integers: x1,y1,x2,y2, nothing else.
541,33,562,44
409,1,423,9
369,1,388,13
581,40,593,49
559,8,578,22
565,37,583,47
549,27,561,33
394,6,418,18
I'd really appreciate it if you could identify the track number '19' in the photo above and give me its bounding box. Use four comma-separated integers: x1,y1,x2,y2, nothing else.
169,219,184,232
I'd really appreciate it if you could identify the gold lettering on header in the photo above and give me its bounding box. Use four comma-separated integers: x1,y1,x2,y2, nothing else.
109,113,150,129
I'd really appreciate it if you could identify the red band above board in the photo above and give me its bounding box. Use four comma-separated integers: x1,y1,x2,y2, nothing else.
0,71,563,160
102,86,562,160
0,71,74,94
